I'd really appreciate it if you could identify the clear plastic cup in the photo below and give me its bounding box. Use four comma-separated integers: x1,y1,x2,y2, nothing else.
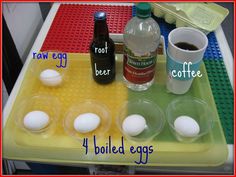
15,94,61,134
64,100,111,141
116,99,165,142
166,96,214,143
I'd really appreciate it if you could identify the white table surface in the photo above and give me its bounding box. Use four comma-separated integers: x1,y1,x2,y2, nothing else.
3,2,234,174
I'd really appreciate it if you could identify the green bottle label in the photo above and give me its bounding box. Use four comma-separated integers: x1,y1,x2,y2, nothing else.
127,55,156,69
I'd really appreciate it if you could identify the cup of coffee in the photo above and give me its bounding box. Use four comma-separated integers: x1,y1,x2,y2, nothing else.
166,27,208,94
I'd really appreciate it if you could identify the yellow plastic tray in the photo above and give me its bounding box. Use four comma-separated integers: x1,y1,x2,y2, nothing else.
3,53,228,166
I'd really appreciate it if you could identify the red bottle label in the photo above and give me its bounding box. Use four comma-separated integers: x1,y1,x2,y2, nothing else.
123,51,157,84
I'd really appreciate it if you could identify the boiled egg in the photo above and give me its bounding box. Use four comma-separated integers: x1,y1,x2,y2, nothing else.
122,114,147,136
74,113,101,133
23,110,50,131
174,115,200,137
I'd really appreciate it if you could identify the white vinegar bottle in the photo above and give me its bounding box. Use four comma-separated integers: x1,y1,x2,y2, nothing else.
123,3,161,91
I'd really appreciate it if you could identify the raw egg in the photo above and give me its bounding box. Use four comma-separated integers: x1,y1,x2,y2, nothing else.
40,69,62,86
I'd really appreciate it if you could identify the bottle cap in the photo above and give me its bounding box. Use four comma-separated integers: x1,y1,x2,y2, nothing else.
136,3,151,19
94,11,106,20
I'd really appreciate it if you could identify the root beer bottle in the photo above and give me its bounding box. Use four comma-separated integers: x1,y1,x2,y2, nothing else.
90,12,115,84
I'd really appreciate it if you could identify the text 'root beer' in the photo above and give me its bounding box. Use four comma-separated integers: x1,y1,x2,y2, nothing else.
90,12,115,84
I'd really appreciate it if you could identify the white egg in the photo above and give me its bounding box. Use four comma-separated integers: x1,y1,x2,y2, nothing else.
122,114,147,136
23,111,50,131
174,115,200,137
74,113,101,133
40,69,62,86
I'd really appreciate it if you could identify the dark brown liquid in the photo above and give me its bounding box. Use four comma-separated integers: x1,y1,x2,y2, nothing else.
90,15,115,84
174,42,198,51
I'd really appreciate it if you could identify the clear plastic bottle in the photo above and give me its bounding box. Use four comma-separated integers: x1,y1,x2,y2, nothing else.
123,3,161,91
